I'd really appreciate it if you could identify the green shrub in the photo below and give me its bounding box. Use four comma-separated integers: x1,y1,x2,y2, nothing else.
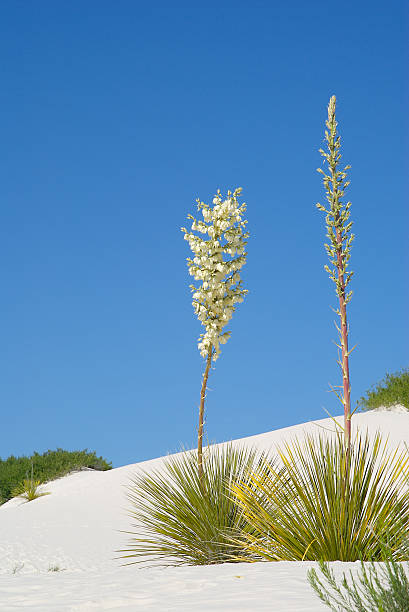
0,448,111,504
359,369,409,411
119,444,267,566
231,432,409,561
308,556,409,611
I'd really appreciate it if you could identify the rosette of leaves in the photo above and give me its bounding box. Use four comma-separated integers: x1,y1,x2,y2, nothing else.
12,478,50,502
230,432,409,562
119,444,267,566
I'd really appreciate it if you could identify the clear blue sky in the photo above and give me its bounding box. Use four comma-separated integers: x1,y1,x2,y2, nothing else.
1,1,407,467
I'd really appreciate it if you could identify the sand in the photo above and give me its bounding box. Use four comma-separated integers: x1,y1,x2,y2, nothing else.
0,408,407,611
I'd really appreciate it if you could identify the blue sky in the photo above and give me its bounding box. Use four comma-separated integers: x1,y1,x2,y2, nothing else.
1,1,407,467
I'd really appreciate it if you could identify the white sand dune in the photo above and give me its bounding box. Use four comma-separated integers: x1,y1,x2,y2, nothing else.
0,408,407,611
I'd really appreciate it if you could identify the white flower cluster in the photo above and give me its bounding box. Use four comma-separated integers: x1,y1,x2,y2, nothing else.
181,188,249,361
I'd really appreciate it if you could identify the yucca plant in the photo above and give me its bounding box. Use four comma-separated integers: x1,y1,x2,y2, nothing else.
12,478,50,502
231,432,409,561
308,556,409,611
119,444,266,566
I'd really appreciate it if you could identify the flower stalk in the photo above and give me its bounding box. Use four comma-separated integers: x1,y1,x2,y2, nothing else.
182,188,248,482
198,345,212,483
317,96,355,451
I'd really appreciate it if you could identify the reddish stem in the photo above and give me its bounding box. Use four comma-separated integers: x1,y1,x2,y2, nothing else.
335,226,351,450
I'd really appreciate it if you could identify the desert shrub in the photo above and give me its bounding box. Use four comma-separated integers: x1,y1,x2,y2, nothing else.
308,556,409,611
119,444,267,566
359,369,409,411
0,448,111,504
231,432,409,562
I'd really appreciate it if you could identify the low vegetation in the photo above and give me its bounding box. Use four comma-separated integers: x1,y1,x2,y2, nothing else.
12,563,24,575
120,444,267,566
121,432,409,567
308,555,409,611
231,432,409,562
12,477,50,502
48,564,64,572
359,368,409,411
0,448,111,504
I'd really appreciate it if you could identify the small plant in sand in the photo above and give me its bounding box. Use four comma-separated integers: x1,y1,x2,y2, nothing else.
181,188,248,483
12,465,50,502
12,478,50,502
317,96,355,450
48,564,64,572
309,554,409,611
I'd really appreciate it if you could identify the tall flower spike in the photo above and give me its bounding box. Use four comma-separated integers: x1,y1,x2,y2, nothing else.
182,187,249,483
317,96,355,451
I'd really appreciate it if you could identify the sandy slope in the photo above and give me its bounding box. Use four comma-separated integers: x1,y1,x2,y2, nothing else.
0,408,407,611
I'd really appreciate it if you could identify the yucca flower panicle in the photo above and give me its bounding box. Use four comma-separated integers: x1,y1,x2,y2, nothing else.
182,187,249,482
181,187,249,361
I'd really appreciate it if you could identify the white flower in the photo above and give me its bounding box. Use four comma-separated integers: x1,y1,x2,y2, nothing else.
183,188,248,360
